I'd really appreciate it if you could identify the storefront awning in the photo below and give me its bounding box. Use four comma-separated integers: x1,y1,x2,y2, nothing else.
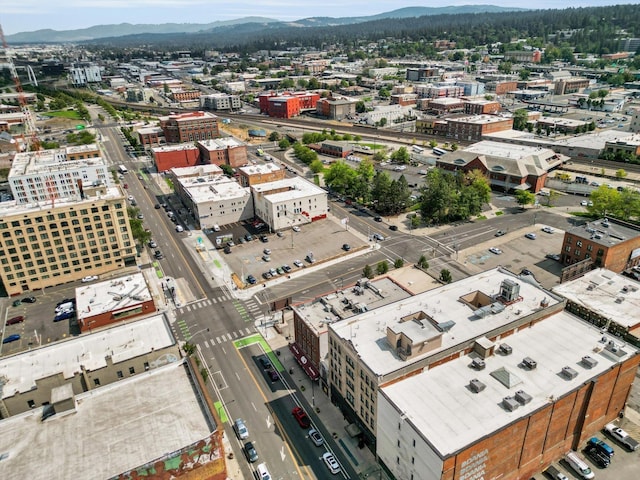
289,343,320,380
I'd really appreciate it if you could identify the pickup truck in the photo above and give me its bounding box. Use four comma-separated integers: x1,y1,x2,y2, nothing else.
603,422,640,451
544,465,568,480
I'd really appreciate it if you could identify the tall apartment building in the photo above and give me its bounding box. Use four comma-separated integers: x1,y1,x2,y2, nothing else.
158,111,219,144
200,93,242,111
0,146,135,295
8,145,108,204
70,63,102,86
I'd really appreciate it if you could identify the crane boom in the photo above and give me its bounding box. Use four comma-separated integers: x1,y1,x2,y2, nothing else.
0,24,40,152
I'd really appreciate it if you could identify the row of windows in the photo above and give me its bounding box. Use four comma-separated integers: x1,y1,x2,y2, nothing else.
0,205,120,229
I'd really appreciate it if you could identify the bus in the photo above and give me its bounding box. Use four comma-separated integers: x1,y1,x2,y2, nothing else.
412,145,424,153
432,147,447,156
118,165,128,174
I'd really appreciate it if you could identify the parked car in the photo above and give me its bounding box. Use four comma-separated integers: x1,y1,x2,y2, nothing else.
54,310,74,322
234,418,249,439
292,225,301,232
259,356,272,370
282,264,292,273
266,368,279,383
546,253,561,261
12,299,22,307
322,452,341,475
262,255,271,262
2,334,21,344
244,441,258,463
175,225,184,232
148,240,158,248
6,316,25,325
308,428,324,447
262,271,273,280
154,204,161,209
245,233,253,241
583,445,610,468
541,226,554,234
293,260,304,268
263,248,271,255
489,247,503,255
246,274,257,285
22,296,37,303
137,213,144,219
342,243,351,251
292,407,311,428
81,275,99,283
521,269,534,276
525,233,537,240
260,235,268,243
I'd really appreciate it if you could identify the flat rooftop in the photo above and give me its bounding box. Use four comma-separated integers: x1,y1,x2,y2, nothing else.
198,137,244,150
381,311,639,457
553,268,640,328
464,140,558,162
330,268,563,377
76,272,153,320
484,128,632,151
170,163,222,177
152,144,199,154
293,278,411,336
449,114,510,124
184,177,250,203
0,361,213,479
252,176,326,202
0,314,175,400
239,163,282,175
564,217,640,248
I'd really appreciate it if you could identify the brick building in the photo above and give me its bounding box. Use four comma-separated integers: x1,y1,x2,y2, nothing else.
316,97,357,120
197,137,247,168
170,89,201,103
420,98,464,114
237,163,286,187
446,115,513,141
323,267,639,480
560,217,640,272
310,140,352,158
390,93,418,106
554,77,590,95
151,144,200,172
258,91,321,118
137,126,164,147
158,111,219,144
464,99,501,115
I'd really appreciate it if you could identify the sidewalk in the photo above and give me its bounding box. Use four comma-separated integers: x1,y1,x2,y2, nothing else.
261,325,389,480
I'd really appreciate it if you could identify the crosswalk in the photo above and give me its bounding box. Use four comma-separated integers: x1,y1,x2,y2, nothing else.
173,293,263,344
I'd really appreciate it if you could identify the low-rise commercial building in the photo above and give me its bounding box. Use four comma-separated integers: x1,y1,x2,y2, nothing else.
200,93,242,111
137,126,164,147
151,144,200,172
237,163,286,187
316,96,358,120
252,176,328,231
0,313,179,418
159,111,219,144
197,137,247,168
446,114,513,141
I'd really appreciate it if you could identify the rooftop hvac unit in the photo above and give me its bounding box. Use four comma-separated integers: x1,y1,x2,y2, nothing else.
515,390,532,405
522,357,537,370
502,397,520,412
581,356,598,369
471,358,486,370
561,366,579,380
499,343,513,355
499,279,520,302
469,379,486,393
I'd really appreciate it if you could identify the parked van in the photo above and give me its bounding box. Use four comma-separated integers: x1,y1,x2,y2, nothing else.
565,451,595,479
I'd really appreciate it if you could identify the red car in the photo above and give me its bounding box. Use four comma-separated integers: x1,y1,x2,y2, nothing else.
6,315,25,325
292,407,311,428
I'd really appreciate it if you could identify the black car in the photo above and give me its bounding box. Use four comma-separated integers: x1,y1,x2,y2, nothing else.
259,356,272,369
260,235,268,243
389,225,398,231
342,243,351,251
22,296,37,304
224,245,232,254
374,216,382,222
245,233,253,241
154,204,161,209
246,274,257,284
583,445,610,468
266,368,279,383
243,441,258,463
521,269,534,276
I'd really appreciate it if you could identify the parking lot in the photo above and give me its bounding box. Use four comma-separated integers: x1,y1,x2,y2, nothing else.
461,224,565,289
211,216,369,286
1,280,93,356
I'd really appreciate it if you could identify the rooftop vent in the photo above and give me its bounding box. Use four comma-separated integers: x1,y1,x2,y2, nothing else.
499,343,513,355
561,366,579,380
522,357,537,370
515,390,532,405
471,358,486,370
469,379,486,393
499,279,521,303
502,396,520,412
581,356,598,369
615,297,624,304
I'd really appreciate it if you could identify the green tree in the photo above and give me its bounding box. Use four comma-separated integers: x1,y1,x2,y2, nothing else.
439,269,452,283
376,260,389,275
309,159,324,173
417,255,429,269
355,101,366,113
278,138,290,150
269,131,280,142
514,190,536,208
220,164,234,176
428,139,438,148
450,143,459,152
324,161,356,195
615,169,627,179
589,185,621,217
394,258,405,268
513,109,529,131
363,264,374,279
390,146,410,164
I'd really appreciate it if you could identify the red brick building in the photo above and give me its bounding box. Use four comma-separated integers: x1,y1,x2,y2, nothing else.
159,111,219,144
258,91,321,118
464,99,501,115
560,217,640,272
197,138,247,168
446,115,513,141
138,126,164,147
152,144,200,172
170,89,201,103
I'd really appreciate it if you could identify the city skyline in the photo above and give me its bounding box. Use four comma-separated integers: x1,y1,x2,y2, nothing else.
1,0,629,36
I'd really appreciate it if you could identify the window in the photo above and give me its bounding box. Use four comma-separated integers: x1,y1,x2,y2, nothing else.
129,366,135,375
93,378,101,386
117,371,123,378
576,241,583,247
144,362,150,370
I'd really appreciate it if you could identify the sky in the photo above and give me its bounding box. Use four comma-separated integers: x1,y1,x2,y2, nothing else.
1,0,632,35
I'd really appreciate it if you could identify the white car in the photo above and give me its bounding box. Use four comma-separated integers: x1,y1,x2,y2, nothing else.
175,225,184,232
308,428,324,447
525,233,537,240
541,226,554,234
292,225,300,232
293,260,303,268
81,275,98,283
322,452,341,475
489,247,502,255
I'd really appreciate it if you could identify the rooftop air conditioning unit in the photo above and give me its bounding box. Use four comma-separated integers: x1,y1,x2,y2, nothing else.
561,366,578,380
471,358,486,370
502,397,519,412
581,356,598,369
515,390,532,405
469,379,486,393
499,343,513,355
522,357,537,370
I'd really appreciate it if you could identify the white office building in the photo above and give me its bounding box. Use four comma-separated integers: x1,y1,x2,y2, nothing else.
70,63,102,86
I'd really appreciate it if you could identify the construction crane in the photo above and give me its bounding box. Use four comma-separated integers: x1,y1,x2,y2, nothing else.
0,23,40,152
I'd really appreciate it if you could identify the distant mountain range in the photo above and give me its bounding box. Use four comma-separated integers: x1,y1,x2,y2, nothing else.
6,5,525,43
